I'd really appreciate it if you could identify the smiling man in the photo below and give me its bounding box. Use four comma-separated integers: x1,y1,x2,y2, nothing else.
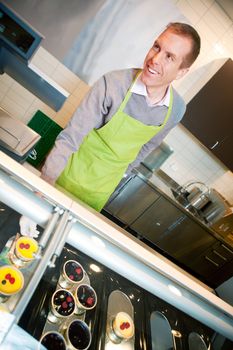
41,22,201,212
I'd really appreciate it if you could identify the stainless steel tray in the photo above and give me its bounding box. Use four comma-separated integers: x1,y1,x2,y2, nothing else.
104,290,135,349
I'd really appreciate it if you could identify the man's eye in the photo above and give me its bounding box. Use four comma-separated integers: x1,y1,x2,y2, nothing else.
167,54,173,61
153,44,159,51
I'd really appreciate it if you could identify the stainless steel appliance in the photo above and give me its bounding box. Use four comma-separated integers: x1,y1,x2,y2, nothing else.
0,108,41,163
173,181,229,225
202,189,231,225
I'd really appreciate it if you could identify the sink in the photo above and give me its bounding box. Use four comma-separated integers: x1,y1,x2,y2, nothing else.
170,188,207,223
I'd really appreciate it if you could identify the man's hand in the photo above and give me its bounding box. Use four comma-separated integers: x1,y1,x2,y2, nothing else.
19,216,40,238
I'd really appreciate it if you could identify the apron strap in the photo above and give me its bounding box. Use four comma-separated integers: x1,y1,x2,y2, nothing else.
161,86,173,128
118,71,141,112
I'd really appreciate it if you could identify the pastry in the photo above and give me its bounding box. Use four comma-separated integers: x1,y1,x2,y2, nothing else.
0,265,24,296
52,289,76,317
75,284,97,311
112,312,134,340
63,260,84,283
15,236,38,261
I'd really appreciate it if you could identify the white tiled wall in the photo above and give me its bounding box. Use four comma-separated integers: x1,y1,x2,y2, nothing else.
161,0,233,204
0,47,90,128
0,0,232,204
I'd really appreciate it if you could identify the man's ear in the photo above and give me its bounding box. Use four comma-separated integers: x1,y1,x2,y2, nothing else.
176,67,189,80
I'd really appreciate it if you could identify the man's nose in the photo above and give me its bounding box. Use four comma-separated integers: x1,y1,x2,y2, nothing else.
151,51,162,64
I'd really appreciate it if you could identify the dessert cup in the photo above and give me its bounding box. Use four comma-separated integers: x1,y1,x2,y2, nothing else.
108,311,134,344
61,319,91,350
47,288,76,324
39,331,66,350
58,260,85,289
73,283,97,315
9,236,39,268
0,265,24,302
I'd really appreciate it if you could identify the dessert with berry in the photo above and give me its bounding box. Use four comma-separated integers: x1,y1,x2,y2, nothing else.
15,236,38,261
51,289,76,318
112,312,134,342
64,260,84,282
0,265,24,297
75,284,97,313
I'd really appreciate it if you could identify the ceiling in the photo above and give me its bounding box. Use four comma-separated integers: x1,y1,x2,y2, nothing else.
215,0,233,22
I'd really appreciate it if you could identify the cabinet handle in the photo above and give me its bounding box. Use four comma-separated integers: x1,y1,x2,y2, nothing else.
210,141,219,149
221,244,233,255
205,256,219,267
213,250,227,261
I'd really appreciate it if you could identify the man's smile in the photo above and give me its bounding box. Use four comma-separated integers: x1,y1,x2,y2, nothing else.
147,66,160,75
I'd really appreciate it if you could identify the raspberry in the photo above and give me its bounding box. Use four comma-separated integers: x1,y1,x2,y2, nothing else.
62,301,68,309
66,296,73,303
120,323,125,330
86,297,94,306
9,277,15,284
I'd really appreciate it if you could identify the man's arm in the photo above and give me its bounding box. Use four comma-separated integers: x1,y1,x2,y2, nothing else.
41,75,110,184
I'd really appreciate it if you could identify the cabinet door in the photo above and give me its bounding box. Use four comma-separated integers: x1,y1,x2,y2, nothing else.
157,216,217,263
131,197,186,241
209,259,233,288
181,59,233,169
189,242,233,287
211,133,233,170
104,176,159,225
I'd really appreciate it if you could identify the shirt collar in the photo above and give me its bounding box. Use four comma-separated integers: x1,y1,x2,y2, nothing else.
130,72,170,107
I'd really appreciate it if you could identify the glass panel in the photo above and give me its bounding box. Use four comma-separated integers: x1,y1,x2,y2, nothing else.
188,332,208,350
150,311,173,350
0,201,44,312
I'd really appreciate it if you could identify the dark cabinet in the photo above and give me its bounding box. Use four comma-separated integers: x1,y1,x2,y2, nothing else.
131,196,185,239
131,197,217,263
104,174,233,287
158,216,217,263
181,58,233,170
210,132,233,170
105,176,159,225
189,242,233,287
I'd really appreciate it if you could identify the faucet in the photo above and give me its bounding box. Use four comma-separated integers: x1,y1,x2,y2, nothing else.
183,181,210,195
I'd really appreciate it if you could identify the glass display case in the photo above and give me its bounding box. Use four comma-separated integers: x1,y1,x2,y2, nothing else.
0,151,233,349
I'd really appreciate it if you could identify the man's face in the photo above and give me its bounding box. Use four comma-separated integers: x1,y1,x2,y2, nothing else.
141,28,192,92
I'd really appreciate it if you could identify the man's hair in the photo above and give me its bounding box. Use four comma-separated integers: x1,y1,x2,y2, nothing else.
166,22,201,68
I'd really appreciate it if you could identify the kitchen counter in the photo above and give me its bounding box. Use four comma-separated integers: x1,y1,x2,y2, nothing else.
132,165,233,249
104,166,233,288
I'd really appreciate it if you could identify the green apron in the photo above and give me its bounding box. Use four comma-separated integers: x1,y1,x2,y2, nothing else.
57,80,173,211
